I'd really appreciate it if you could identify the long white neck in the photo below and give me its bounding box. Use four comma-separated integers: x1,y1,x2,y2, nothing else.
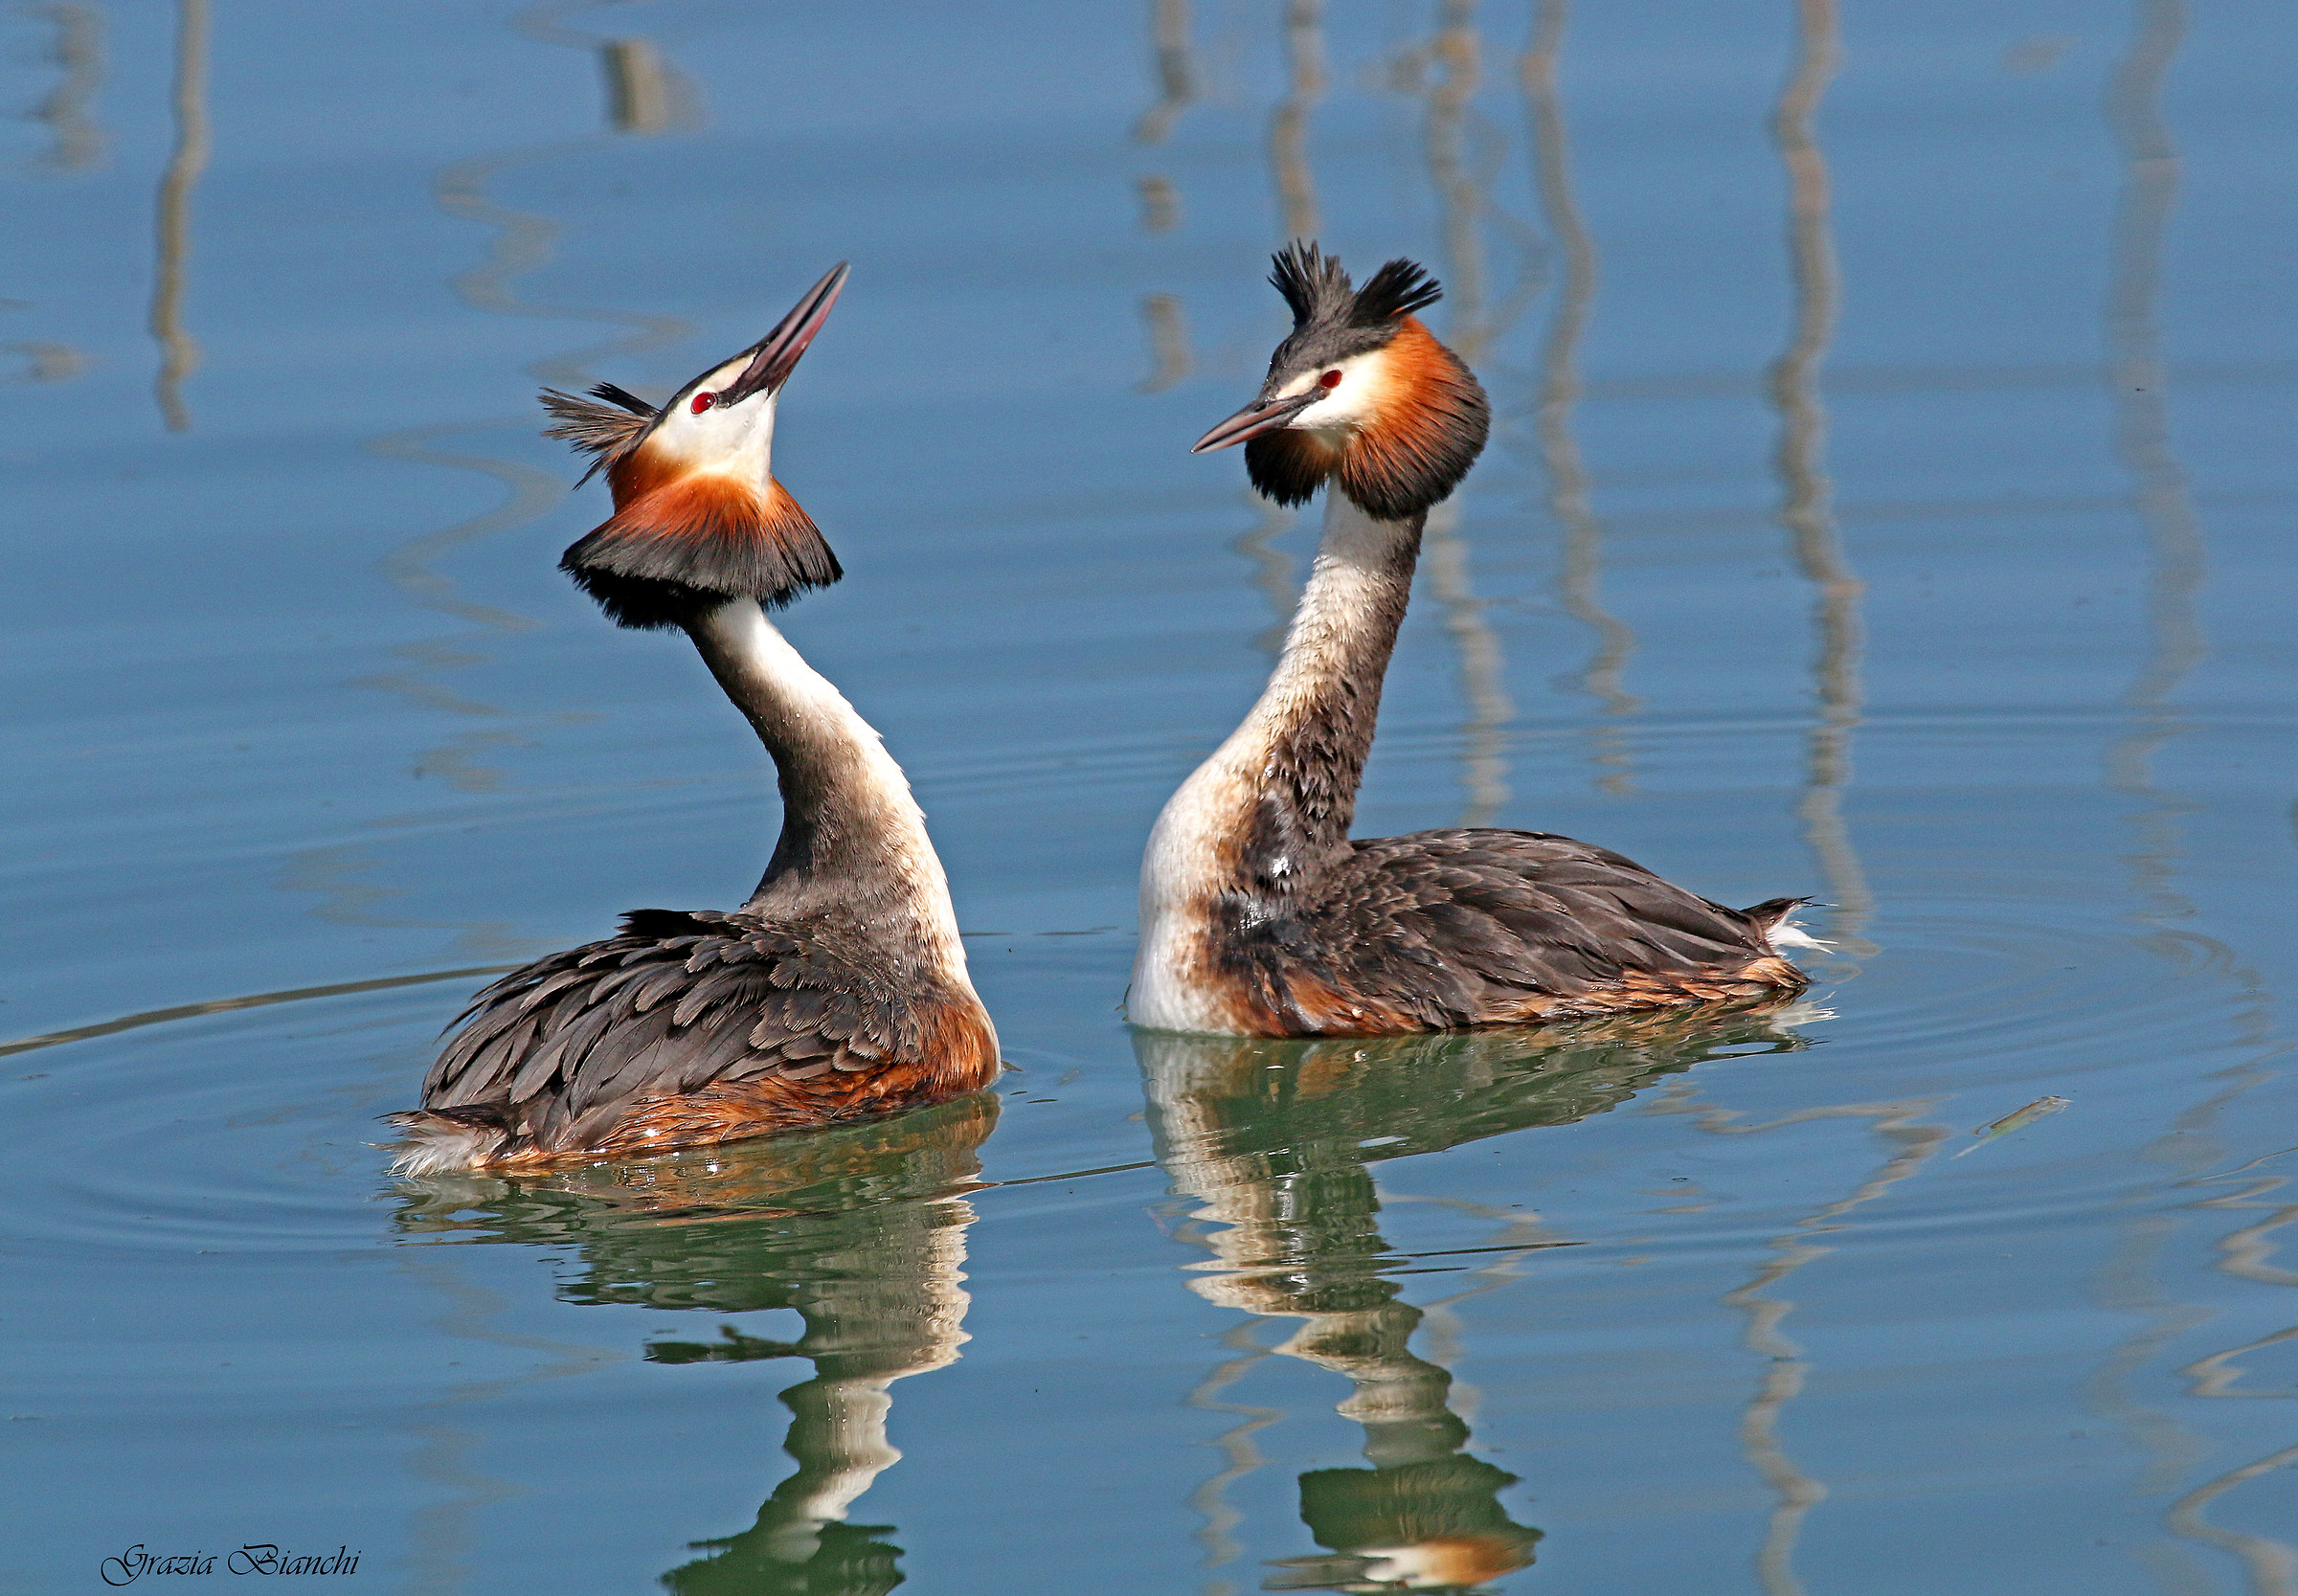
683,600,968,974
1132,494,1422,1031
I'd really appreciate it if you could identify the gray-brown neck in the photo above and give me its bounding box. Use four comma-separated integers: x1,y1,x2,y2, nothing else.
1231,493,1425,873
1132,496,1423,1031
1140,493,1421,904
682,600,965,956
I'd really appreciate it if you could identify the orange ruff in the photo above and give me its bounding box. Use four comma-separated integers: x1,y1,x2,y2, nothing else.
1334,318,1483,513
596,464,821,554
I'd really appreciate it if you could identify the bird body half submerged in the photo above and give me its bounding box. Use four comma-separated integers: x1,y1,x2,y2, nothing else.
400,903,996,1176
1133,245,1812,1038
388,265,997,1174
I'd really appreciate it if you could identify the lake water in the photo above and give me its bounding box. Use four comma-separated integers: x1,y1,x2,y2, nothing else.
6,1,2297,1591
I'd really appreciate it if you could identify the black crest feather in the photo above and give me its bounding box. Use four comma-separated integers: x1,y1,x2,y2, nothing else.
1349,258,1443,325
1270,240,1357,328
540,383,658,485
1268,241,1444,331
590,381,653,416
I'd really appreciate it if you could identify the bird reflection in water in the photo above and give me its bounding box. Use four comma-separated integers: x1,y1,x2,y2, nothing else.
1137,1003,1812,1591
395,1090,998,1596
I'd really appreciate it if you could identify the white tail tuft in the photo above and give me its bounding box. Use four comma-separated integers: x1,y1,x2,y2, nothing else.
1768,919,1833,953
381,1112,507,1177
1756,900,1834,954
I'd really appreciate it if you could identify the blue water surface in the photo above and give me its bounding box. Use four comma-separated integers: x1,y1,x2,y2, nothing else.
5,2,2297,1592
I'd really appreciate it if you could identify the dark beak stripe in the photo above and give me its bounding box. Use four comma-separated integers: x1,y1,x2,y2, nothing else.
719,261,849,406
1190,390,1318,453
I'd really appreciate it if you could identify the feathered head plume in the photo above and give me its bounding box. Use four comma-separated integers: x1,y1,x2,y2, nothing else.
541,264,849,630
1192,242,1490,521
1268,241,1444,338
539,382,655,487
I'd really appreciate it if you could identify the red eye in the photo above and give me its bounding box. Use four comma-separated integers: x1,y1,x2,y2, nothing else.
690,391,716,414
1318,370,1342,389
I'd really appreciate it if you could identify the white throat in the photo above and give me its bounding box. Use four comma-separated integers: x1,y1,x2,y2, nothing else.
650,373,779,484
1130,494,1409,1031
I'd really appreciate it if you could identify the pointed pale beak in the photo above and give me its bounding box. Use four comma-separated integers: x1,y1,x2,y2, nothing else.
1190,389,1319,453
716,261,849,406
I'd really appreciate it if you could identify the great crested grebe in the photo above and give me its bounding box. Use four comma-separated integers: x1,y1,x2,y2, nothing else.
386,263,999,1175
1132,243,1816,1038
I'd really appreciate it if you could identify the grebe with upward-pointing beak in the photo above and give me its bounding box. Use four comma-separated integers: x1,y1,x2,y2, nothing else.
387,264,999,1174
1132,243,1817,1037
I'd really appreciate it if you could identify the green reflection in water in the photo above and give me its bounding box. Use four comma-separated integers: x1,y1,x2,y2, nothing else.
397,1091,1000,1596
1137,1005,1811,1592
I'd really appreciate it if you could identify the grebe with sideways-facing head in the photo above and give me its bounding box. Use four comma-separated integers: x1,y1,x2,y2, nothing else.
1133,242,1818,1038
386,263,998,1174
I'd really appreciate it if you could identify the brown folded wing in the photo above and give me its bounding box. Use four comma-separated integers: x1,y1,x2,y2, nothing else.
1213,828,1803,1035
417,908,994,1160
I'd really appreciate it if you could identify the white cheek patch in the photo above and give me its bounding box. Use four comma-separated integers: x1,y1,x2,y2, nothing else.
650,381,780,476
1289,347,1391,432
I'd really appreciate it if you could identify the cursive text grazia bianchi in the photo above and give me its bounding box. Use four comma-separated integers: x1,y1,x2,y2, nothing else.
101,1545,361,1584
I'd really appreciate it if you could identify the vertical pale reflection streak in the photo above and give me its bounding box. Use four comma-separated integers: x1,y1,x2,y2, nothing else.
2085,3,2298,1585
1139,291,1193,393
1228,0,1328,658
1647,1094,1949,1595
596,35,703,135
27,2,105,171
2102,0,2203,812
149,0,209,432
1415,0,1516,825
1689,16,1892,1586
1137,0,1195,144
1521,0,1639,794
7,11,100,390
1420,0,1489,347
1133,4,1194,393
1271,0,1325,241
1769,0,1876,960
